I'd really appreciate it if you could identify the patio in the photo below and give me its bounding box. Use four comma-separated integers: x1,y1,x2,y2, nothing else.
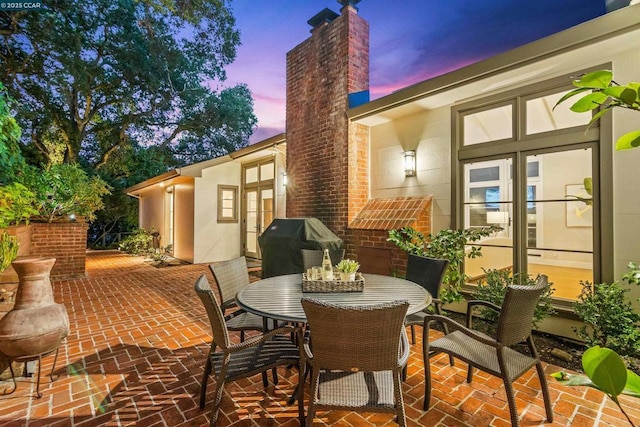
0,251,636,426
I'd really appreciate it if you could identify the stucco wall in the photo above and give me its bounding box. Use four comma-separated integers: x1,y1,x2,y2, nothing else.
138,185,166,235
173,183,194,263
193,161,242,263
611,49,640,305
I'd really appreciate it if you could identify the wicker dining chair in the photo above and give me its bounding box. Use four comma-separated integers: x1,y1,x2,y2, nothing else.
422,275,553,426
194,274,304,426
209,256,279,386
403,254,450,345
301,249,345,271
300,298,410,427
209,257,273,340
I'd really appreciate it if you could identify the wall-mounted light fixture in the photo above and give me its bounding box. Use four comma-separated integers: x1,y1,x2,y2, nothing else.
282,172,288,186
404,150,416,177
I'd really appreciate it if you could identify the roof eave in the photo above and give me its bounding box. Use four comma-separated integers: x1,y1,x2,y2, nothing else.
124,170,179,195
349,4,640,121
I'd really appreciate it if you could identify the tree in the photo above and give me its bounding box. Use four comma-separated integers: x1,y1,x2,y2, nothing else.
0,0,257,168
0,82,24,184
88,143,172,247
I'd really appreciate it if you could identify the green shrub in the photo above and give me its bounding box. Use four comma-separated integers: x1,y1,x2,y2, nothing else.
388,226,501,303
0,231,19,273
21,163,111,223
573,264,640,359
0,83,26,186
0,182,38,227
472,269,555,328
119,228,154,256
149,244,173,266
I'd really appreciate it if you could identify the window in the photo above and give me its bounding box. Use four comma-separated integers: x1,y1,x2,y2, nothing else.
525,91,591,135
463,104,513,146
217,185,238,223
454,71,611,303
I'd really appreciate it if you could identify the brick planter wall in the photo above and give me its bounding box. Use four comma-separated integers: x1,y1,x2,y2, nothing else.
29,221,88,280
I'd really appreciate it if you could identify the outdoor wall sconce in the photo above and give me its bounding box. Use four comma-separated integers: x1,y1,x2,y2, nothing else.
282,172,288,186
404,150,416,177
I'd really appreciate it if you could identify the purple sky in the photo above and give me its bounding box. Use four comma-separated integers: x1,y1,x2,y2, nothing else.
223,0,606,144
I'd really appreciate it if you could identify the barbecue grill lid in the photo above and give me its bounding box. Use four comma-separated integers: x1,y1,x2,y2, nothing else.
258,218,343,278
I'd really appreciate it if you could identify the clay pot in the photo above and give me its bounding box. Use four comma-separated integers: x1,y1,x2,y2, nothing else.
0,257,69,359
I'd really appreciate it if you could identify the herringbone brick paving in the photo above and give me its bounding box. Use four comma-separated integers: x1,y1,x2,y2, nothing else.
0,251,637,426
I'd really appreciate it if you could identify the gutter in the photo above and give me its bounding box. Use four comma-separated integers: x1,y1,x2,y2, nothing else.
124,170,179,196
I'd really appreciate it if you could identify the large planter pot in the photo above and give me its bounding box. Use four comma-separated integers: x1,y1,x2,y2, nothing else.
0,257,69,397
0,257,69,357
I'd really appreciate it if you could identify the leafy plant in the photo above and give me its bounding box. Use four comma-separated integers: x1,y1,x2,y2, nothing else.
336,259,360,273
0,183,38,228
148,244,174,266
573,263,640,360
472,269,555,328
388,226,501,303
0,83,26,186
0,231,19,274
554,70,640,150
21,164,111,223
119,228,155,256
552,346,640,427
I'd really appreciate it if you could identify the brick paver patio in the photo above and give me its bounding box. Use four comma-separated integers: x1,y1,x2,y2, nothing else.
0,250,637,426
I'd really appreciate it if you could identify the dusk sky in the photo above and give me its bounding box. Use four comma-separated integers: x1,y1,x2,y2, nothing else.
222,0,607,144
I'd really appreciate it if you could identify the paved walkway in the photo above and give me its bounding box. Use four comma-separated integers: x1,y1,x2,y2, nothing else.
0,251,636,426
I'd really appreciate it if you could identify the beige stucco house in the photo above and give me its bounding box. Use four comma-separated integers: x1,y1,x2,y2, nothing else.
125,134,286,264
127,2,640,337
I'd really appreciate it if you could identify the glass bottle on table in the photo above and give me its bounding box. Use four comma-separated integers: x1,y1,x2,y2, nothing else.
321,249,333,280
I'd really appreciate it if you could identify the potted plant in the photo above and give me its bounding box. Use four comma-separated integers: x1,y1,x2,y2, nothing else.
336,259,360,281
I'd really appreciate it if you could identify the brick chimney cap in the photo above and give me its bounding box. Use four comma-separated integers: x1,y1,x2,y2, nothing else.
307,8,339,28
337,0,361,8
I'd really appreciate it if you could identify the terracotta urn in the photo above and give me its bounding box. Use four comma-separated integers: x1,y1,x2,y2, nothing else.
0,257,69,359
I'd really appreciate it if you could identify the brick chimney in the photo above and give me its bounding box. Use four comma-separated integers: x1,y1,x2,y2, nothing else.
285,0,370,244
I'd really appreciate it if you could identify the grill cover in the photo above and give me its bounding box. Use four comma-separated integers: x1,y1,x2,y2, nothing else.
258,218,343,278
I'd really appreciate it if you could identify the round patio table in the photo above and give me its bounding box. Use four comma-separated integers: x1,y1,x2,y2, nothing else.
236,273,431,323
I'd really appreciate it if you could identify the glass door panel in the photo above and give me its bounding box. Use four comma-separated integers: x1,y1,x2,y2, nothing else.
525,149,593,301
261,189,274,233
243,159,275,259
463,159,513,281
245,190,258,257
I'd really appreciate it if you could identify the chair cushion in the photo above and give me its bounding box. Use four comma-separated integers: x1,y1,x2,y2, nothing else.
313,370,397,410
405,311,427,326
226,311,268,331
211,334,299,381
429,331,538,381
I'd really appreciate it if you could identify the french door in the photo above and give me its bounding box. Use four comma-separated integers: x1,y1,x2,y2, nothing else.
454,73,610,303
242,159,275,259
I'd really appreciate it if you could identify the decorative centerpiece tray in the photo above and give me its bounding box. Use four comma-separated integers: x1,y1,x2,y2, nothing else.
302,273,365,293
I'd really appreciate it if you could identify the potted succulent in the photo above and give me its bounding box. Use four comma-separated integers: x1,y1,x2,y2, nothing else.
336,259,360,281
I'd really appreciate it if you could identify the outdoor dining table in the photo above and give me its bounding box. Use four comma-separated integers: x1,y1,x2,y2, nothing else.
236,273,432,323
